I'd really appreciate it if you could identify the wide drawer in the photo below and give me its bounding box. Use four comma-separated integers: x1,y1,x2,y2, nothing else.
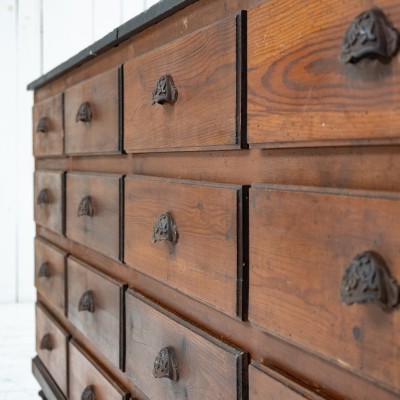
124,14,244,152
34,171,65,235
249,184,400,391
124,175,247,318
69,340,130,400
64,68,122,155
66,172,123,260
36,303,69,396
125,289,248,400
33,93,64,157
248,0,400,148
67,257,126,369
35,237,67,315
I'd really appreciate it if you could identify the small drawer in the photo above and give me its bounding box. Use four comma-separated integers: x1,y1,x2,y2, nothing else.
124,14,244,152
35,237,67,315
66,172,123,260
67,257,126,369
33,93,63,158
248,1,400,148
64,68,122,155
125,289,248,400
34,171,65,235
36,303,69,396
69,340,130,400
249,184,400,391
124,175,247,318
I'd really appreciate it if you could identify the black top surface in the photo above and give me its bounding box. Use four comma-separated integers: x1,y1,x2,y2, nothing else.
27,0,198,90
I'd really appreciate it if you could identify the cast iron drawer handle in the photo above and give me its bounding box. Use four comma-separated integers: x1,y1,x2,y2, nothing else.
153,346,179,381
38,262,51,279
76,102,92,123
151,75,178,105
340,251,400,311
81,385,96,400
152,212,178,244
340,7,400,64
37,189,49,205
78,290,95,313
36,117,49,133
40,334,53,351
77,196,94,217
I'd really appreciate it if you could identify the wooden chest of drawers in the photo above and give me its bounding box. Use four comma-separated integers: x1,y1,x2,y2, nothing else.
30,1,400,399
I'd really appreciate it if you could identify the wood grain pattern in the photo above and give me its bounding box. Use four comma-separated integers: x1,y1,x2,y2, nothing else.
34,237,67,315
124,16,239,152
125,289,248,400
248,0,400,148
64,68,121,155
124,175,245,318
249,184,400,392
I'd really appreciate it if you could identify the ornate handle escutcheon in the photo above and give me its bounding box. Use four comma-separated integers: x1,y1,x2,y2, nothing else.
151,75,178,105
37,189,49,205
36,117,49,134
40,334,53,351
76,102,92,123
340,251,400,311
340,7,400,64
38,262,51,279
152,212,178,244
78,290,95,313
77,196,94,217
153,346,179,381
81,385,96,400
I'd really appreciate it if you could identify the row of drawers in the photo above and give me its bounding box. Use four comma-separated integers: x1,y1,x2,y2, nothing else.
33,2,400,157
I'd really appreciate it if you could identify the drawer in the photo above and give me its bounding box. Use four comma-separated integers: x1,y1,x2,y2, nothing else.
36,303,69,396
124,175,247,318
66,172,123,260
64,68,122,155
248,0,400,148
69,340,130,400
249,184,400,391
125,289,248,400
124,14,245,152
35,237,67,315
33,93,64,157
67,257,127,369
249,363,330,400
34,171,65,235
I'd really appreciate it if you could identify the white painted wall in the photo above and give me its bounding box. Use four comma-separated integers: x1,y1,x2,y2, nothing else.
0,0,158,303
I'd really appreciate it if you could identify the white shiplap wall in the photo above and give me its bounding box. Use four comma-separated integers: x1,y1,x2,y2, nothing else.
0,0,158,303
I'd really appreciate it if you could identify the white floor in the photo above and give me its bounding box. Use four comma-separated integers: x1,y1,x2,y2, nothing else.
0,302,40,399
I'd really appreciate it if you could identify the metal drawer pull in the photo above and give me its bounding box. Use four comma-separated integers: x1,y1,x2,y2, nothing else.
76,101,92,122
340,251,399,311
37,189,49,205
152,75,178,105
38,262,51,279
81,385,96,400
152,212,178,244
153,346,179,381
78,290,95,313
36,117,49,133
40,334,53,351
77,196,94,217
340,7,400,64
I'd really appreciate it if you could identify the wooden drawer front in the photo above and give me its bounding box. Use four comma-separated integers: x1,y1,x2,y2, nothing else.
34,171,65,234
124,15,243,153
36,303,69,396
69,340,130,400
66,172,123,260
248,0,400,148
249,185,400,390
125,290,247,400
64,68,121,155
67,257,126,369
124,175,246,318
33,93,63,157
35,237,66,314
